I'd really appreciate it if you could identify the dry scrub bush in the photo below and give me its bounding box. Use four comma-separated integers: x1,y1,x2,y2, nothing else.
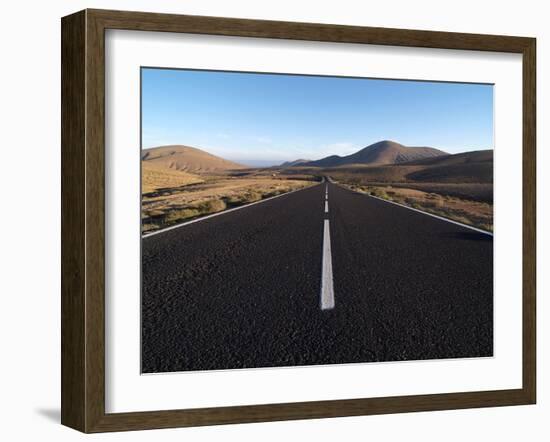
198,199,227,214
165,208,200,223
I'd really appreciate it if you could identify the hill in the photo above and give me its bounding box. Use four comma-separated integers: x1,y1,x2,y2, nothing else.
401,149,493,167
319,150,492,184
279,159,311,167
142,145,246,173
321,149,493,205
403,150,493,183
303,140,448,167
142,162,202,194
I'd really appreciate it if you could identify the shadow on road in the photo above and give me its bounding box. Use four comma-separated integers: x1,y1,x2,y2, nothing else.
440,231,493,242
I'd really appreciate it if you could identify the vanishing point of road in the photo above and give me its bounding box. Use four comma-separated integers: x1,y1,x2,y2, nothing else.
141,180,493,373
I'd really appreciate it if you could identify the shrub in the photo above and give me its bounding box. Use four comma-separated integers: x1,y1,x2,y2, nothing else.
142,223,160,233
226,195,244,205
449,215,472,225
264,188,284,197
373,188,389,199
240,192,262,203
165,208,200,223
142,209,165,218
198,199,227,214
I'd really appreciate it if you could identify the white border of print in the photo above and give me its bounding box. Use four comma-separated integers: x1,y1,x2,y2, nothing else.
105,29,522,413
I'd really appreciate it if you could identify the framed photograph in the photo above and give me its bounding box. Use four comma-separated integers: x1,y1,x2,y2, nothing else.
61,9,536,433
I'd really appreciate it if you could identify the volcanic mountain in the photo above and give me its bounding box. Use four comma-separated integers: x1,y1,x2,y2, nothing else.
141,145,246,173
302,140,448,167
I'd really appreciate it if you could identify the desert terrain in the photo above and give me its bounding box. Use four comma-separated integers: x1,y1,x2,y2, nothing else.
285,141,493,231
142,140,493,234
141,146,317,233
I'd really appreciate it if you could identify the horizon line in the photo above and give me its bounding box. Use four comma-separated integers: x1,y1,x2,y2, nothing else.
141,139,494,164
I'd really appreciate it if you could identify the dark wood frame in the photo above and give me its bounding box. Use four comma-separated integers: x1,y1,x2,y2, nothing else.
61,8,536,433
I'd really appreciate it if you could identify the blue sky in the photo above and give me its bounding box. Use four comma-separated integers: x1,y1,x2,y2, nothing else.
142,68,493,166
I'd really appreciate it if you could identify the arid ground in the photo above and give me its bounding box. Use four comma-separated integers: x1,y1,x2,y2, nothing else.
142,141,493,234
141,146,317,233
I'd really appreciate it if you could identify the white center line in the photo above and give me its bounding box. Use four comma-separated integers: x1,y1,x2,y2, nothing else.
320,219,335,310
324,200,329,213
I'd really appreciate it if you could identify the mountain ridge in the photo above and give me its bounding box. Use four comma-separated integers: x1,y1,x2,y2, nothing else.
142,145,246,173
301,140,448,167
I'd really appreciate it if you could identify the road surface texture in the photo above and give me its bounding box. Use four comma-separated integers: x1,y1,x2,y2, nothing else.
142,181,493,373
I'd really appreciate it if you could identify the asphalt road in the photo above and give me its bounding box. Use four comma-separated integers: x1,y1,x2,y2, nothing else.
142,181,493,373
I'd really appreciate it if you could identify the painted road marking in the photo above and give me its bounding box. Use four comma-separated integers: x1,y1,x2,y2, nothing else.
324,200,329,213
320,219,335,310
143,183,320,239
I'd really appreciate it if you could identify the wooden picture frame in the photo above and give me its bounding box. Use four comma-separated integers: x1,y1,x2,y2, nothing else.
61,9,536,433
